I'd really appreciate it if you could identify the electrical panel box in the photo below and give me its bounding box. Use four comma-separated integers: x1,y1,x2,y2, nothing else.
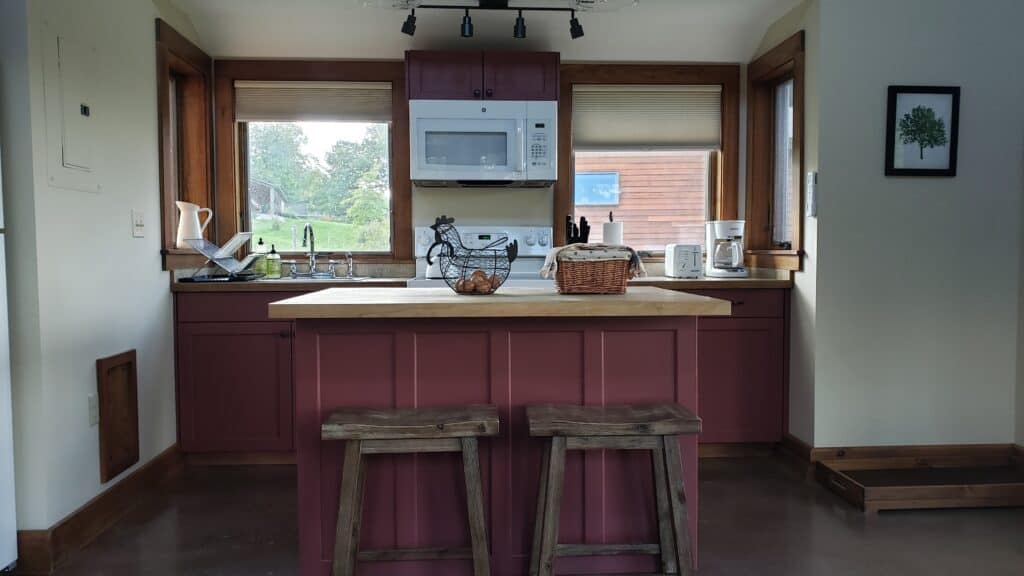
43,34,100,193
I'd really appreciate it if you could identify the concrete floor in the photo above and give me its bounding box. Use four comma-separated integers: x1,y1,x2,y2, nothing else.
49,458,1024,576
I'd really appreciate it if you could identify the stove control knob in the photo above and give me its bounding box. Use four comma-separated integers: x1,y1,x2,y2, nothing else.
539,233,550,247
525,234,536,246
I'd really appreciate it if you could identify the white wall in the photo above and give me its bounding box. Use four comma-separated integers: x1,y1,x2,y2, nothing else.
814,0,1024,447
175,0,800,63
0,0,181,528
754,0,819,445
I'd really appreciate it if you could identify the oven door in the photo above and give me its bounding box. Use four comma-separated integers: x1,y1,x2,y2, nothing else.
411,100,526,182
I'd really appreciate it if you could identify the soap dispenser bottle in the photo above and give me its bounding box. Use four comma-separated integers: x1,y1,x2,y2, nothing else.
266,245,282,279
253,237,269,275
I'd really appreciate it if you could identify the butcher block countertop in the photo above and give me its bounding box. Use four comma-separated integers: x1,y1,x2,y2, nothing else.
268,286,731,319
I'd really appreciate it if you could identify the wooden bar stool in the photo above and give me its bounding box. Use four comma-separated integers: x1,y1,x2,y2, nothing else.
527,403,701,576
322,405,499,576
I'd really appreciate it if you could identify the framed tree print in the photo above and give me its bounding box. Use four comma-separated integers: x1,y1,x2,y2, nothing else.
885,85,960,176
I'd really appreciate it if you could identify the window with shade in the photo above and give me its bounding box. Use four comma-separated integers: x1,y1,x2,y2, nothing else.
235,81,393,253
571,85,721,253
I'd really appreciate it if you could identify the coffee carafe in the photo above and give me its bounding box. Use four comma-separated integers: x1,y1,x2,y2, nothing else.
705,220,749,278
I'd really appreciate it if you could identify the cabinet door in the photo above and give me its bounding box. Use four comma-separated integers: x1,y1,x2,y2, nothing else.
406,50,483,100
697,317,784,443
178,322,293,452
482,51,559,100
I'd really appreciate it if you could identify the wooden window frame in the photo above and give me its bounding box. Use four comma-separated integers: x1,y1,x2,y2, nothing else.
746,31,805,271
214,60,412,264
156,19,213,270
555,64,741,249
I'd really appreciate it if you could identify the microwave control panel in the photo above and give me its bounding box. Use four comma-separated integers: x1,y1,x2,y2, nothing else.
525,101,557,180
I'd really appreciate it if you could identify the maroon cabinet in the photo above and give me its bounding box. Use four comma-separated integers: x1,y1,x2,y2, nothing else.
407,50,559,101
175,292,296,453
686,289,788,444
177,321,293,452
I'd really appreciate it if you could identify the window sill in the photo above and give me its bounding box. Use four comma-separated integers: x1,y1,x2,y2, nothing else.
745,249,802,271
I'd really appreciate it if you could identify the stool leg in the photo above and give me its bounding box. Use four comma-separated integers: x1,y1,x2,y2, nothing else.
461,437,491,576
662,435,694,576
333,440,364,576
537,436,566,576
528,441,551,576
652,437,679,575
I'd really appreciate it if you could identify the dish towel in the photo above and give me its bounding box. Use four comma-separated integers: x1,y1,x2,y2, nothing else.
540,243,647,279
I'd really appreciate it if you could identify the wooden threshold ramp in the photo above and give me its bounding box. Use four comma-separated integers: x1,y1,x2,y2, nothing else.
816,445,1024,514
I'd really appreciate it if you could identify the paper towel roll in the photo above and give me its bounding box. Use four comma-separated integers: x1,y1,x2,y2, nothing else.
603,221,623,246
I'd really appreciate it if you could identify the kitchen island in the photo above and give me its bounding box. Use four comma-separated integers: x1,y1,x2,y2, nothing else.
269,287,730,576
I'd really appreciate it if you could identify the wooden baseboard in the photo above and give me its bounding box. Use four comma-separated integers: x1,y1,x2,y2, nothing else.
15,444,184,575
184,451,296,466
811,443,1014,469
778,433,813,462
699,442,777,458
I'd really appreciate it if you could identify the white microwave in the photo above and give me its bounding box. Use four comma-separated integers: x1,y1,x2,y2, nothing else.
409,99,557,187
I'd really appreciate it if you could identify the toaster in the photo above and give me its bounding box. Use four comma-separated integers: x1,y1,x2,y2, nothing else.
664,244,702,278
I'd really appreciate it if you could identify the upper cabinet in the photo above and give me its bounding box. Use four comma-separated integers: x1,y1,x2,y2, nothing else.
407,50,559,101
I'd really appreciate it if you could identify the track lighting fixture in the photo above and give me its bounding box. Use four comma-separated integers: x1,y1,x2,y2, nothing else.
569,10,585,39
513,10,527,39
461,9,474,38
401,9,416,36
395,4,598,41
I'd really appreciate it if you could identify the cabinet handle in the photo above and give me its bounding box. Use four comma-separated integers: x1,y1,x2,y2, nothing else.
729,299,745,306
485,88,494,98
278,331,291,339
473,89,482,98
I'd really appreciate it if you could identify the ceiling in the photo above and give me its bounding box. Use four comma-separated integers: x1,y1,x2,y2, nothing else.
172,0,802,62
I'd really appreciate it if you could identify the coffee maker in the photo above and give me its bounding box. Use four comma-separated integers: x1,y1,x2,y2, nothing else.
705,220,749,278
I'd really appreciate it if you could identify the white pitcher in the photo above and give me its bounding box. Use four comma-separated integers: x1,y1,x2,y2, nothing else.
175,201,213,249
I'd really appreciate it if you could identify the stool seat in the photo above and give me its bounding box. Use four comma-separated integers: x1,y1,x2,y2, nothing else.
527,403,700,437
322,405,499,440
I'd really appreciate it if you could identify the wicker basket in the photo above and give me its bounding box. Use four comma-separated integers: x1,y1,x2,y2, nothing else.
555,258,631,294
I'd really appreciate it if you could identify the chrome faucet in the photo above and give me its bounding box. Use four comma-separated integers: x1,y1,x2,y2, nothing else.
301,223,317,274
345,252,354,279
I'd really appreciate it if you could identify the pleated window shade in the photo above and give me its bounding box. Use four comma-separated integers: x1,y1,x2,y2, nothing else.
234,81,393,123
572,85,722,150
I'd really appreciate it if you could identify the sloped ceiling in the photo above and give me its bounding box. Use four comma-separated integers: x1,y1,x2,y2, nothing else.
173,0,801,62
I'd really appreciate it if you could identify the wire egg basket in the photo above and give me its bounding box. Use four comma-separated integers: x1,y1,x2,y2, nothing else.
426,216,518,295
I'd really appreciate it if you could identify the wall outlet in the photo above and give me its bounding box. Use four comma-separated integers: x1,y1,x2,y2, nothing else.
131,209,145,238
88,393,99,426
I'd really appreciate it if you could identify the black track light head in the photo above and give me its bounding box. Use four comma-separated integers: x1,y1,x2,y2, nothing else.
513,10,527,39
401,9,416,36
570,10,584,39
461,9,474,38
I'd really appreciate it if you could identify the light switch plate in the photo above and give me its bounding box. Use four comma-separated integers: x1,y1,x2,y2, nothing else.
131,209,145,238
88,393,99,426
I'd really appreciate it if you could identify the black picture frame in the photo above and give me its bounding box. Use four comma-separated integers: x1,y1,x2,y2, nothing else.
885,85,960,177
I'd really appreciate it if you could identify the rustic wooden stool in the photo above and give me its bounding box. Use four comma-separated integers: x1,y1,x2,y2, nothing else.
527,403,701,576
322,405,499,576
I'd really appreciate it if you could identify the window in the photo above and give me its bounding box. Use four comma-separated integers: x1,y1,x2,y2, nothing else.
156,19,213,269
234,81,394,254
772,78,796,249
746,31,804,270
245,121,391,253
574,172,620,205
574,151,709,250
572,84,721,252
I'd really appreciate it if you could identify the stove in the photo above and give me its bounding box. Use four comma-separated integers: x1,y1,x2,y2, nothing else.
408,225,555,288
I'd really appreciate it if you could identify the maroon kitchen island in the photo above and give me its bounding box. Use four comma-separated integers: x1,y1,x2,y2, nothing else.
269,287,730,576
